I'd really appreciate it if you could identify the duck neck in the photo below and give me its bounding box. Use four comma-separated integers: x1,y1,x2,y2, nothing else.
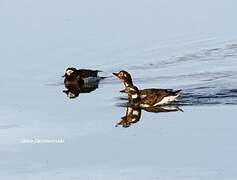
123,78,133,87
128,91,140,106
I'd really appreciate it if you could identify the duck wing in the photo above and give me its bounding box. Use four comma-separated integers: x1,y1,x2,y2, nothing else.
140,89,181,106
77,69,101,78
140,89,181,97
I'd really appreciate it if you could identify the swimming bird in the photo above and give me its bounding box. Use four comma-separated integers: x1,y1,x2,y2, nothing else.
113,70,181,107
63,67,104,86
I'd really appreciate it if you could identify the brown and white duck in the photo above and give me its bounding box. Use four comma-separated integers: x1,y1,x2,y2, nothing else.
63,67,104,86
113,70,181,107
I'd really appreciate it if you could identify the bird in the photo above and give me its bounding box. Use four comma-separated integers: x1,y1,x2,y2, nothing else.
113,70,181,107
63,67,105,86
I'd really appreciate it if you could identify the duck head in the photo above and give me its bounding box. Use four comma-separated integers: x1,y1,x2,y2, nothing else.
113,70,133,87
63,67,77,77
63,67,84,85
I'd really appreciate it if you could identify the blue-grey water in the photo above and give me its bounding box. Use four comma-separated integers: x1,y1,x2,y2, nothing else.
1,0,237,179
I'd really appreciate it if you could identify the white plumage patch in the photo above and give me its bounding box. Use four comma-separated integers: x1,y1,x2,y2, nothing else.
140,94,147,99
124,82,130,87
131,117,137,122
154,94,179,106
83,77,100,84
131,94,139,99
132,110,140,116
127,107,133,115
161,106,180,111
67,92,76,98
140,104,150,108
66,69,74,76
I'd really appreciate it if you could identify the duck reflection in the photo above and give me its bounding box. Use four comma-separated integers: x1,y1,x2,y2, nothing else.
63,83,99,99
142,105,183,113
116,105,141,128
116,104,182,128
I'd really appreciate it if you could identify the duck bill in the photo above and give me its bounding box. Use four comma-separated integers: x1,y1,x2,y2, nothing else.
113,72,119,77
62,75,65,77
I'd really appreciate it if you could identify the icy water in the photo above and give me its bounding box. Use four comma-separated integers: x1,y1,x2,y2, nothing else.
1,0,237,179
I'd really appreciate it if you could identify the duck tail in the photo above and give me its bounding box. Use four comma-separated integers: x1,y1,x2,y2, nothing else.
120,89,126,93
176,106,183,112
99,76,107,80
174,89,181,96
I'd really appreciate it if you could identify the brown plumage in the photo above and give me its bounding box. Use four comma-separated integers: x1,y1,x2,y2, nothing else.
139,88,181,107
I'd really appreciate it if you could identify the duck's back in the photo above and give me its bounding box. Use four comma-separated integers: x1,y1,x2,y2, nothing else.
139,89,181,106
140,88,178,97
77,69,100,78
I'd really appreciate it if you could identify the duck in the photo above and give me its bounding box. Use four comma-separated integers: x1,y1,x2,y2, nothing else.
113,70,181,107
63,67,104,86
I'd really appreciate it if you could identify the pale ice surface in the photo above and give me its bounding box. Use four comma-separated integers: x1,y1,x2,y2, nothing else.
0,0,237,179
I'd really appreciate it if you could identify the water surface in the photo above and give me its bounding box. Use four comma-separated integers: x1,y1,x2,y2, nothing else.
0,0,237,179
